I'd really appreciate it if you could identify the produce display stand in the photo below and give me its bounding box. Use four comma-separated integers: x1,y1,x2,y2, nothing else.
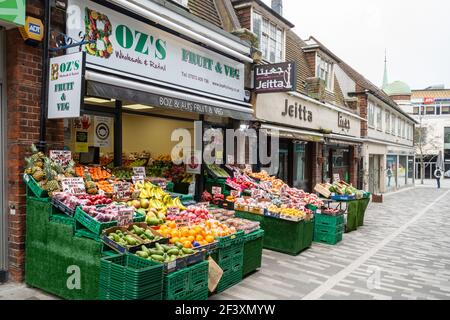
319,197,371,233
235,211,312,256
242,229,264,277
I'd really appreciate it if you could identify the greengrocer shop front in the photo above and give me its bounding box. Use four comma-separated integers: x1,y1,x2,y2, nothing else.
61,0,254,198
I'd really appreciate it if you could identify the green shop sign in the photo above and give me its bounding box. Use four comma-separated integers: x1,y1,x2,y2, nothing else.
0,0,25,26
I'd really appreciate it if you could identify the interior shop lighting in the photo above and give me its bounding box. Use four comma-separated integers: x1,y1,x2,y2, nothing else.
84,97,116,104
123,104,155,110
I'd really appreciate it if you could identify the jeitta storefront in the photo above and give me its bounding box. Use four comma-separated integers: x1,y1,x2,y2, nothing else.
254,90,363,191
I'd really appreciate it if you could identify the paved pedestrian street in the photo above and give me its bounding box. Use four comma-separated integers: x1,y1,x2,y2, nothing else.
1,185,450,300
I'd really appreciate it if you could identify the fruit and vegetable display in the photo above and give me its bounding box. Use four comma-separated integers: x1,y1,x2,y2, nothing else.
208,209,260,234
315,181,365,199
112,167,133,180
24,144,76,197
135,242,198,264
206,164,230,178
322,208,341,216
106,229,141,247
53,192,112,209
225,176,256,191
80,203,135,223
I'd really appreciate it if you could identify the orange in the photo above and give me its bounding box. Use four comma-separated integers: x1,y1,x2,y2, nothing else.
205,235,215,243
188,229,197,237
168,221,176,229
179,237,187,243
171,237,180,244
187,236,195,242
196,235,204,242
183,241,192,248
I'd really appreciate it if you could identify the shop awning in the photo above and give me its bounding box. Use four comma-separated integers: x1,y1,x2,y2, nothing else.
85,71,255,121
325,133,364,146
260,124,325,142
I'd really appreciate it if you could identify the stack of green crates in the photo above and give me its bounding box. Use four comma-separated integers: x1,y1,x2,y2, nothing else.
313,214,345,245
99,254,164,300
205,177,230,196
163,260,209,300
242,229,264,277
211,231,245,293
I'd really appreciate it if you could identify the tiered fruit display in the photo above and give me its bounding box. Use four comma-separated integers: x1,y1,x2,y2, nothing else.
84,174,98,195
107,230,140,247
96,180,114,193
206,164,230,178
133,181,186,226
88,166,111,180
225,176,256,191
112,167,133,180
135,242,197,263
247,170,276,181
53,192,112,209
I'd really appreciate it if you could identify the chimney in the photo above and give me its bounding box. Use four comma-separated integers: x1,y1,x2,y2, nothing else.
271,0,283,16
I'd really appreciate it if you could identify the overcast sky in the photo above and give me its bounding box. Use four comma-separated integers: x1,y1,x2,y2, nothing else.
262,0,450,90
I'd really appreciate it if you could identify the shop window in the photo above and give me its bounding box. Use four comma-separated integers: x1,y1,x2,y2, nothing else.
385,111,391,133
397,117,401,136
376,106,382,130
316,55,333,91
413,106,419,115
442,106,450,114
426,106,435,115
368,102,375,127
252,12,284,63
391,115,396,136
402,120,406,138
386,155,397,190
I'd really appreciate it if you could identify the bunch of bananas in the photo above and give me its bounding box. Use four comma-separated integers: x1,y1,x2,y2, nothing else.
136,181,186,211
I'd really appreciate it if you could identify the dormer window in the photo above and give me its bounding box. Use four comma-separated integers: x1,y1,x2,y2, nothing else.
253,12,284,63
316,55,334,91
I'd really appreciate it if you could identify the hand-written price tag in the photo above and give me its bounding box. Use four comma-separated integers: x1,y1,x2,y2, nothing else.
230,190,241,197
133,167,146,177
50,150,72,166
114,182,132,199
117,208,134,226
61,177,85,194
132,175,145,186
211,186,222,195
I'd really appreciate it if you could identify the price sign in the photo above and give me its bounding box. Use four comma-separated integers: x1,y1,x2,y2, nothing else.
50,150,72,166
133,167,146,177
230,190,241,197
333,174,340,183
211,186,222,195
167,207,180,216
114,182,132,199
61,177,85,194
132,175,145,186
251,189,263,198
117,208,134,226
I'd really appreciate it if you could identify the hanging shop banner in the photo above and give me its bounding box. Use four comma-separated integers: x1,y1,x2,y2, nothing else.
0,0,25,26
94,116,112,148
75,131,89,153
254,62,296,93
67,0,245,102
50,150,72,166
48,51,85,119
186,151,202,175
61,177,86,194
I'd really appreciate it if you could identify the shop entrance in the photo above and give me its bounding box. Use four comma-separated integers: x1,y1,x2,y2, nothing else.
325,145,350,183
368,155,381,193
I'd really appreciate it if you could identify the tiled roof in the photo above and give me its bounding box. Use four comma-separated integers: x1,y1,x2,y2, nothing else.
286,31,313,95
411,89,450,99
188,0,223,28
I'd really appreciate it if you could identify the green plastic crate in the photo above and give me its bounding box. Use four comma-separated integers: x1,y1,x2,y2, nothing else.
314,230,343,245
216,268,242,293
189,260,209,291
243,230,264,277
217,230,244,249
314,223,345,235
100,254,164,283
218,242,244,261
357,198,370,227
205,177,230,197
314,214,345,227
75,227,102,242
23,174,48,198
75,207,117,235
163,267,190,300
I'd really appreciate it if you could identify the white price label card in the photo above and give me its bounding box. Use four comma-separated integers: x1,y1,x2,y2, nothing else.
61,177,85,194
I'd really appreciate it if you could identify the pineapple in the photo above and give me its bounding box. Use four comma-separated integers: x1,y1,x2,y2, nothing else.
24,157,33,175
84,173,97,194
32,169,45,182
43,158,60,194
64,160,76,177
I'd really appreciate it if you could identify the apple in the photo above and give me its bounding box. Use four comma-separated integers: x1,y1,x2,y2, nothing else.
131,199,141,209
140,199,149,209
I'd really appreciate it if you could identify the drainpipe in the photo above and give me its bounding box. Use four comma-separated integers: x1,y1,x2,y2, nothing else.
37,0,51,151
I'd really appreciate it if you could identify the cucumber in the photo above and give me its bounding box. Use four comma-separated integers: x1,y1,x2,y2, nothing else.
150,254,165,262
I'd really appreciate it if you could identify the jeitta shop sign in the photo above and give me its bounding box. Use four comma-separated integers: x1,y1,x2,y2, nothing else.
67,0,245,102
48,51,85,119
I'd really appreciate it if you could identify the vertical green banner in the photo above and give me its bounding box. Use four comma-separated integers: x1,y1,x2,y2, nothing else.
0,0,25,26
